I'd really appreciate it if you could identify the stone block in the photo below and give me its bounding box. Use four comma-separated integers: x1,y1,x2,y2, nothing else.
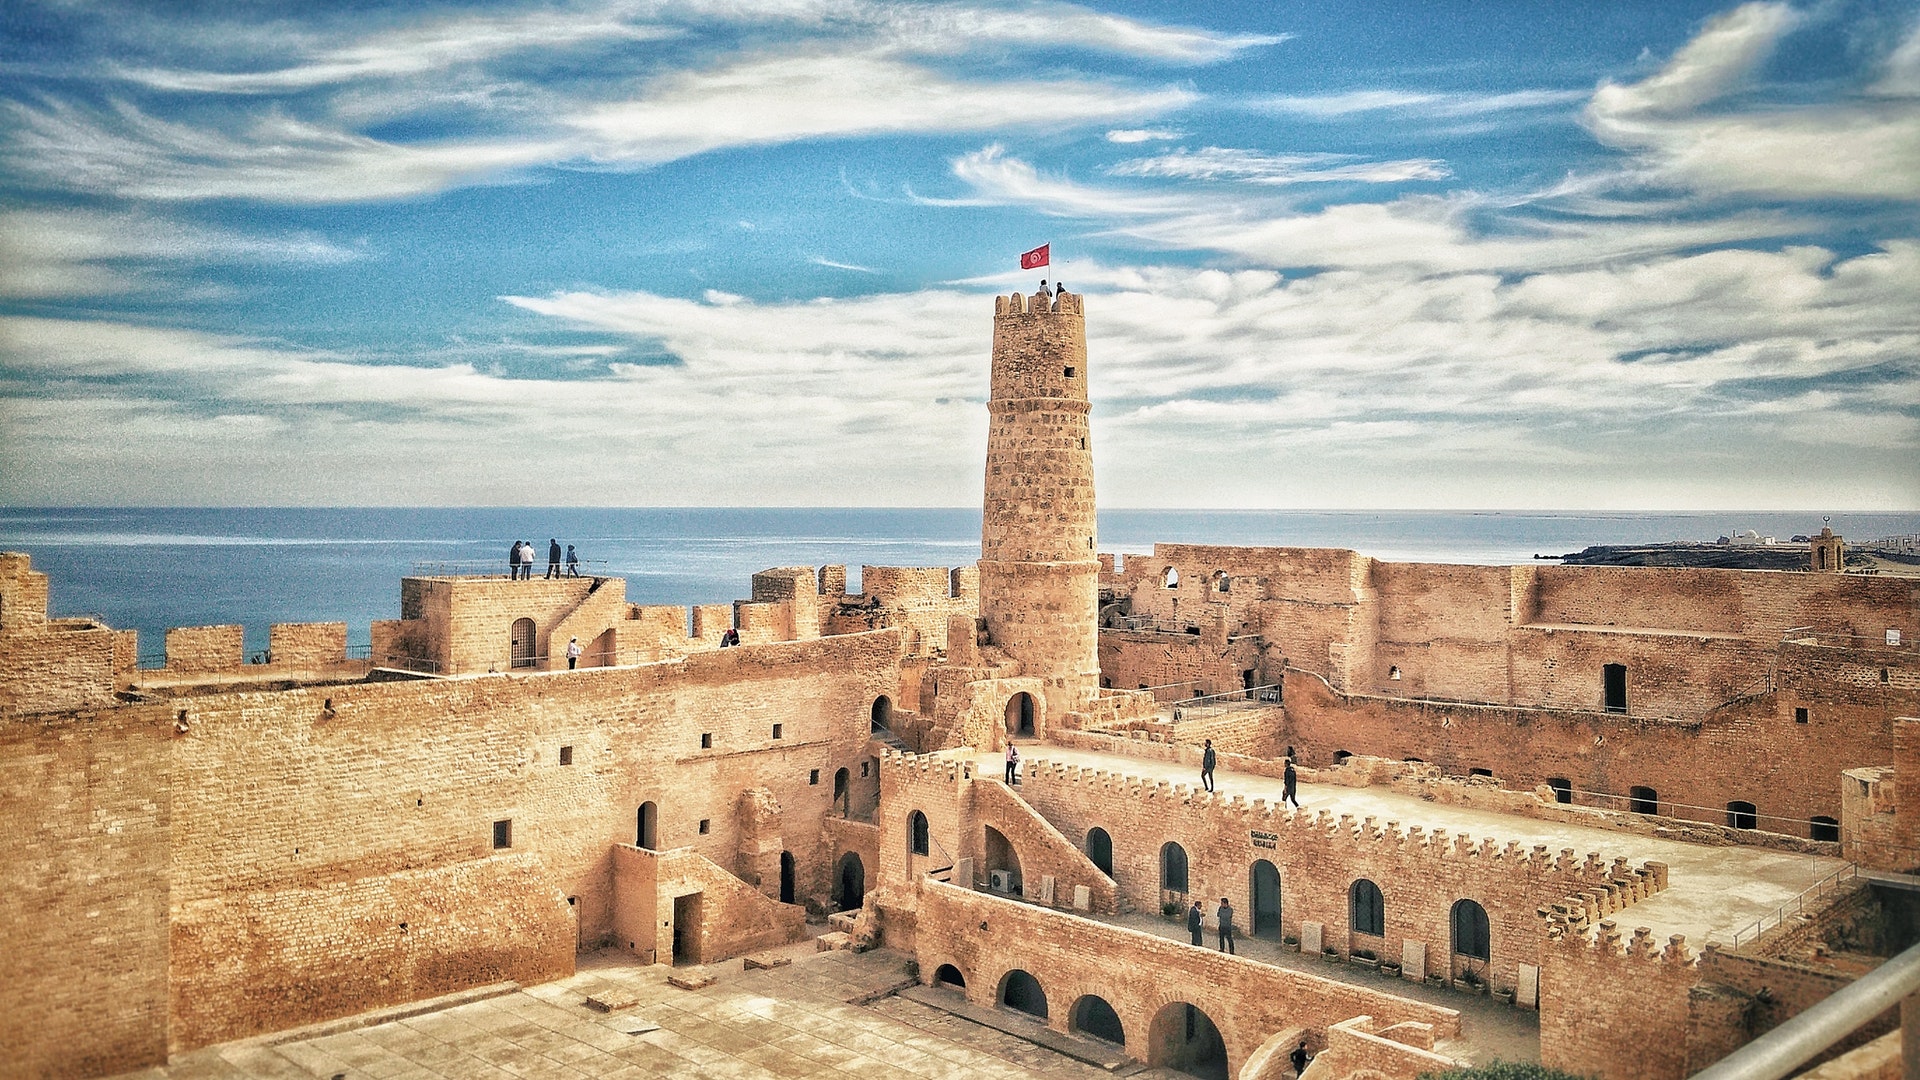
1402,940,1427,981
584,988,641,1012
1073,885,1091,911
743,952,791,971
667,969,715,990
816,932,854,952
1300,921,1323,956
1037,875,1055,905
1517,963,1539,1009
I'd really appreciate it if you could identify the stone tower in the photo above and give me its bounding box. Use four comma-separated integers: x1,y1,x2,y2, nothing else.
978,288,1100,729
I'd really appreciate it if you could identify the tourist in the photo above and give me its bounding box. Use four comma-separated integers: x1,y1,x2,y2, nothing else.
1282,756,1302,810
1291,1040,1310,1077
565,544,580,577
566,637,582,670
516,540,534,580
546,538,563,579
1054,280,1065,296
1038,279,1051,297
507,541,520,579
1005,742,1019,785
1187,900,1204,946
720,627,739,647
1216,897,1236,954
1201,738,1217,792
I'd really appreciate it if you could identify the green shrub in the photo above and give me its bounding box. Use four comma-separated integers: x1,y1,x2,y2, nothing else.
1421,1062,1595,1080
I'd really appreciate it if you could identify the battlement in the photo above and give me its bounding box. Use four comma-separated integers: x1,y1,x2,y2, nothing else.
994,289,1082,317
1021,755,1667,891
1549,919,1697,968
880,748,977,784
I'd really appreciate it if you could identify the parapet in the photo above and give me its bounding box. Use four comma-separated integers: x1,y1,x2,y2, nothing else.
1020,756,1668,892
995,290,1082,317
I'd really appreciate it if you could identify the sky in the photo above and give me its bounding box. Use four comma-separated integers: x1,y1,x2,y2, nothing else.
0,1,1916,510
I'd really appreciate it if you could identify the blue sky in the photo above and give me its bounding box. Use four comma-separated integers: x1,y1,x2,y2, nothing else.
1,1,1915,509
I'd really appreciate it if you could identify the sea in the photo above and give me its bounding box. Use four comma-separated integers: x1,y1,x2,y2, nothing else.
3,507,1915,662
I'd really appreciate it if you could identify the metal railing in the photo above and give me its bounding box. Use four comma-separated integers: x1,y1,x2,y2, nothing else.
1167,683,1284,721
1729,863,1861,949
409,559,609,577
1691,937,1920,1080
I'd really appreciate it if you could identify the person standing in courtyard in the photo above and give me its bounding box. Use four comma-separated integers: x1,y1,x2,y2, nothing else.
566,636,582,670
1216,896,1236,954
1005,742,1019,785
565,544,580,576
1201,738,1217,792
1187,899,1204,946
546,538,563,579
1290,1039,1310,1077
1283,755,1302,810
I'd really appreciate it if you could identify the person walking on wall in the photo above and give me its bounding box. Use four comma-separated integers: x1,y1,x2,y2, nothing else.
1216,896,1236,954
1187,899,1204,946
566,636,582,670
1282,756,1303,810
565,544,580,577
1201,738,1217,792
1005,742,1020,785
1290,1039,1310,1077
546,538,563,579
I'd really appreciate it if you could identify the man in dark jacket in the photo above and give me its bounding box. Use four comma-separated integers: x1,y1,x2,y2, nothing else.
1201,739,1217,792
546,538,563,579
1283,756,1302,809
1187,900,1204,946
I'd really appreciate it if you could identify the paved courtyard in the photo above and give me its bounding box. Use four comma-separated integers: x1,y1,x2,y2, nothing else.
106,942,1187,1080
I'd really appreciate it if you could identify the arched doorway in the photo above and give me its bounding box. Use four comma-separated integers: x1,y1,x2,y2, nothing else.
834,852,865,911
1251,860,1281,939
833,767,850,815
1147,1001,1228,1079
636,801,658,850
1160,841,1189,894
509,617,536,669
1071,995,1126,1046
871,696,892,733
984,825,1022,894
909,811,930,856
779,851,795,905
998,969,1048,1019
1451,898,1491,980
934,964,966,988
1005,692,1035,738
1086,827,1113,877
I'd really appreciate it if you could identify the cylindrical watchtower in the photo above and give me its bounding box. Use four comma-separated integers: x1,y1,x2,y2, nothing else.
978,288,1100,729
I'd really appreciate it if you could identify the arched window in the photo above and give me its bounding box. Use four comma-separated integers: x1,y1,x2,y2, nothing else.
999,969,1048,1019
1211,570,1229,593
1810,816,1840,842
1163,566,1180,589
871,696,892,732
1350,879,1384,937
1160,841,1189,893
934,964,965,987
1086,827,1113,877
1727,801,1758,830
1629,786,1658,815
1071,995,1126,1045
1546,778,1572,804
636,801,658,850
1451,899,1490,961
908,810,929,856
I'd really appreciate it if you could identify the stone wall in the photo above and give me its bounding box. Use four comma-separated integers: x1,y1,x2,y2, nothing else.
1540,923,1699,1080
164,624,244,673
912,879,1460,1075
267,621,348,667
1014,757,1665,992
0,708,171,1080
0,621,118,715
608,843,806,966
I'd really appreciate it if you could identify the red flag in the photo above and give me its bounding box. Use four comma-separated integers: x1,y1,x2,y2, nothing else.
1019,244,1050,270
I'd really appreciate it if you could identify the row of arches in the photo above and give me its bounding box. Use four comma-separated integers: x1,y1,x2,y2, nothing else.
1151,837,1493,961
1159,566,1232,595
932,963,1229,1079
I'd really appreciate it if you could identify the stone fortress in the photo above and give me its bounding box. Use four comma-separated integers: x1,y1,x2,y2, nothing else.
2,289,1917,1080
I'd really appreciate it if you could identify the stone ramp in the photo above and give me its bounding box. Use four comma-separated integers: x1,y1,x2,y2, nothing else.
896,984,1143,1073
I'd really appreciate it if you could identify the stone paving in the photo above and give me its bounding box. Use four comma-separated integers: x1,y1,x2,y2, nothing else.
990,744,1847,948
105,941,1185,1080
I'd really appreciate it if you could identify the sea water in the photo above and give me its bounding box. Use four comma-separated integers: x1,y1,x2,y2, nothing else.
2,507,1914,661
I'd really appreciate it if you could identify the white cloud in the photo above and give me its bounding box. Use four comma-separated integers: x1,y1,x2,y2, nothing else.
0,207,360,297
1585,2,1920,200
1252,88,1586,118
1106,129,1183,143
569,53,1193,164
1107,147,1450,185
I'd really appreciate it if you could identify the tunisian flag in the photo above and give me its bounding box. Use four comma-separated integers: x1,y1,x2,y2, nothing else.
1019,244,1050,270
